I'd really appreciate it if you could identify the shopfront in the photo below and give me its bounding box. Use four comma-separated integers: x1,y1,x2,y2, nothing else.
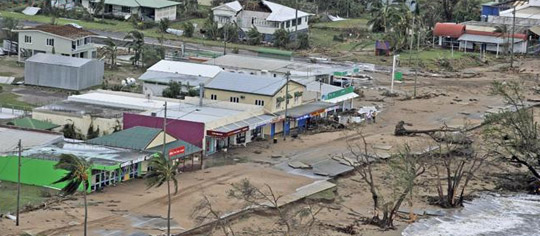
206,126,249,154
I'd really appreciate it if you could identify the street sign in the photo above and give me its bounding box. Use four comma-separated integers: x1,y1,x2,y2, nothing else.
325,86,354,100
168,146,185,157
394,72,403,81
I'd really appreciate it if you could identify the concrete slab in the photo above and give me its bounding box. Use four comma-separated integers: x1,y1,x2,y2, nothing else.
262,180,336,208
313,159,354,177
373,145,392,151
0,76,14,84
125,214,184,231
288,161,311,169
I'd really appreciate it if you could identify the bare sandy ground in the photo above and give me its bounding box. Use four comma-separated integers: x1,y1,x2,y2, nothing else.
2,58,539,236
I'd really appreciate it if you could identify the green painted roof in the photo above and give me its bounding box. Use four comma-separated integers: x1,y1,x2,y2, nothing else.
9,117,60,130
105,0,180,8
149,140,202,159
87,126,162,150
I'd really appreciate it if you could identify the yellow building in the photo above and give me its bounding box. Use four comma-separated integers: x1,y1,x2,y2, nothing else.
204,71,306,113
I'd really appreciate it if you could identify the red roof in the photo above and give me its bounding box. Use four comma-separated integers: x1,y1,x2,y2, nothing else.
434,23,465,38
17,24,96,39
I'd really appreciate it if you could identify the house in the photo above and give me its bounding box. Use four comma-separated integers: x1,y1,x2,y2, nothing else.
212,0,312,41
481,1,527,19
13,24,97,62
489,0,540,26
204,71,305,113
24,53,104,91
82,0,180,22
140,60,223,97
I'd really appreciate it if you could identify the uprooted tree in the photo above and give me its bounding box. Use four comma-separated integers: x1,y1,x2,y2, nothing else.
346,133,425,230
227,179,325,236
484,81,540,193
191,195,236,236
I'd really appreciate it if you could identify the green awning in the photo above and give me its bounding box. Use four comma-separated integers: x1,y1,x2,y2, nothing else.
9,117,60,130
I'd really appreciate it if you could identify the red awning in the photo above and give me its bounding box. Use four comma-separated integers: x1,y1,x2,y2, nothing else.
434,23,466,38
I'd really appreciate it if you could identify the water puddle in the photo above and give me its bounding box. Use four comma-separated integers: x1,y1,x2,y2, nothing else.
403,193,540,236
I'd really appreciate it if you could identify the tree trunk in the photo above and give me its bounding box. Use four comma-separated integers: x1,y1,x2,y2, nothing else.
167,179,171,236
83,182,88,236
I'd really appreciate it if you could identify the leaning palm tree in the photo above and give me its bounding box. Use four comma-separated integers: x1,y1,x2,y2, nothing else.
145,154,180,236
124,30,145,67
52,154,92,236
103,37,118,69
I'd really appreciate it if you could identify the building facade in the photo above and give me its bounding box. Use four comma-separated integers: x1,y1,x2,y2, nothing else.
82,0,179,22
212,0,311,41
13,24,97,62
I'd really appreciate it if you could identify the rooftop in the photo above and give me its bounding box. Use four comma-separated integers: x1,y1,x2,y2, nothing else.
26,53,93,67
15,24,96,39
214,0,311,21
8,117,60,130
0,126,63,153
205,71,294,96
148,60,223,78
35,100,144,119
104,0,180,8
87,126,163,150
205,54,293,72
21,142,150,167
148,140,202,159
138,70,210,86
276,101,337,118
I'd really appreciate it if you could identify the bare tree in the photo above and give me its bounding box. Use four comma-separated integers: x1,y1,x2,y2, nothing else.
346,132,425,229
191,195,236,236
228,179,324,236
429,133,487,207
485,81,540,192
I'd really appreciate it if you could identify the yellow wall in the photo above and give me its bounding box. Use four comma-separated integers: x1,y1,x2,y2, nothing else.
204,81,305,113
146,132,177,149
32,111,122,139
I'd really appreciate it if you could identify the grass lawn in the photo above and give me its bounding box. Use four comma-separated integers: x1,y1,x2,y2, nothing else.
0,181,58,214
0,71,15,76
311,18,369,30
0,85,35,109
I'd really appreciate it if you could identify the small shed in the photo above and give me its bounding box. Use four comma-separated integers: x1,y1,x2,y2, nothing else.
375,41,391,56
24,53,104,91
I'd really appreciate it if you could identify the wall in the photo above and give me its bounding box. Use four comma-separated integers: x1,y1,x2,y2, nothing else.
123,113,205,148
18,31,72,55
32,111,122,138
24,59,103,90
155,6,177,21
0,156,80,190
146,132,176,149
204,81,304,113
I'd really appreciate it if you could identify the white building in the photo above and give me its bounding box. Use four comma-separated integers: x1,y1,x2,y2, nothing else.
82,0,179,22
13,24,97,62
140,60,223,97
212,0,311,41
490,0,540,26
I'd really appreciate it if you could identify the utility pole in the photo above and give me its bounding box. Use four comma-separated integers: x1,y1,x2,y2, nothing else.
295,0,298,36
223,24,227,56
391,54,399,94
409,15,415,66
16,139,21,226
510,6,516,68
283,72,290,141
162,101,168,160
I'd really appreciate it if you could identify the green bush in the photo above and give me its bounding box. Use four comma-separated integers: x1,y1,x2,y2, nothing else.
183,22,195,37
273,29,290,48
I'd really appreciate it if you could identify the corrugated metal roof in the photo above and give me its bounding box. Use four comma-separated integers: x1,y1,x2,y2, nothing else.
223,1,242,11
458,33,524,44
105,0,179,8
213,114,276,132
0,127,63,153
87,126,162,150
148,60,223,78
262,0,311,22
9,117,60,130
205,71,288,96
26,53,92,67
205,54,293,71
139,70,210,85
433,23,465,38
276,101,336,118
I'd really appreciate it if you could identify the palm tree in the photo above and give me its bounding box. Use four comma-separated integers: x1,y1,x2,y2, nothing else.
103,37,118,69
145,154,180,236
124,30,145,67
52,154,92,236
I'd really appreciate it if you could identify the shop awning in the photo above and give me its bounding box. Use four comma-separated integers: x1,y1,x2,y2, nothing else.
208,114,277,137
531,26,540,36
277,102,338,120
324,92,359,104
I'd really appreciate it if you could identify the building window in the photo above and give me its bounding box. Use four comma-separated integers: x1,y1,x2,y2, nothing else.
255,100,265,106
72,41,76,50
286,21,290,28
122,6,130,13
46,38,54,46
298,17,302,25
230,97,239,103
84,37,91,44
24,35,32,43
211,94,217,100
